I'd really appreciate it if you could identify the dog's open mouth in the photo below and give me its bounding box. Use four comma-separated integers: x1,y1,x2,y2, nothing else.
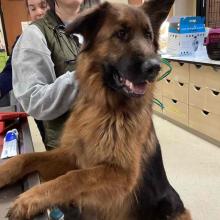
113,71,148,97
103,63,150,97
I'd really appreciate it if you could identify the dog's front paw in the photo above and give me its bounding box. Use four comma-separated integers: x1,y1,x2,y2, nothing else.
7,202,28,220
7,192,45,220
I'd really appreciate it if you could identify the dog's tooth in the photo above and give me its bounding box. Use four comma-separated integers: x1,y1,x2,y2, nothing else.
125,79,129,86
125,79,133,90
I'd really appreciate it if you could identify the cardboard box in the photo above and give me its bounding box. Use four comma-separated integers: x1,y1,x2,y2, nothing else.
167,16,206,56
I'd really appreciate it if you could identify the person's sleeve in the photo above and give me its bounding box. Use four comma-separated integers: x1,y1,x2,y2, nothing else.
0,56,12,97
12,25,78,120
0,36,21,97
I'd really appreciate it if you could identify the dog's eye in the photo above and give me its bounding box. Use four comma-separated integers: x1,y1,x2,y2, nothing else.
116,29,129,41
144,31,152,40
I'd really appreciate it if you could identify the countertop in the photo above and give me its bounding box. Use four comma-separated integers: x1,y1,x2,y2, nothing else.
0,106,48,220
161,53,220,67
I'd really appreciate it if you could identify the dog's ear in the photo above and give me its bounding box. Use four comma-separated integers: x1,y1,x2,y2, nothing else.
141,0,174,34
66,2,110,50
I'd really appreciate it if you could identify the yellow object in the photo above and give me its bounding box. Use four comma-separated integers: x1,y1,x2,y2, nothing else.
0,52,8,72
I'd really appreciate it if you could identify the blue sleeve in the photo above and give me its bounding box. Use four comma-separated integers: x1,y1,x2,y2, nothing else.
0,36,19,98
0,55,12,97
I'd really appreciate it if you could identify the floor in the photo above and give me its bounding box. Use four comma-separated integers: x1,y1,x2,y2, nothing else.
28,115,220,220
153,115,220,220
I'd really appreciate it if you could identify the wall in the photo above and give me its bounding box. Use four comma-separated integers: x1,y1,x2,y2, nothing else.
1,0,29,53
174,0,196,16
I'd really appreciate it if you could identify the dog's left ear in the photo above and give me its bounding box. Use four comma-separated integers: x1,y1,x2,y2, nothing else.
141,0,175,34
66,2,110,49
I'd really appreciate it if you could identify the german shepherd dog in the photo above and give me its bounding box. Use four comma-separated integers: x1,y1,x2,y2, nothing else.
0,1,192,219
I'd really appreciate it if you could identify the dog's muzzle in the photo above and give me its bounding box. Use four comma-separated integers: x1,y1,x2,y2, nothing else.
103,58,161,97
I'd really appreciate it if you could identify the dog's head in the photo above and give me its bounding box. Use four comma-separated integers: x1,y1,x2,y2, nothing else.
66,0,174,99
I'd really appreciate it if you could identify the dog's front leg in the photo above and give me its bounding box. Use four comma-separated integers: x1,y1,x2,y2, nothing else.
0,146,77,188
7,164,137,220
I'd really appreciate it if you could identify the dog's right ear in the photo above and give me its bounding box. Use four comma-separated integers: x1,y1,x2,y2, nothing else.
141,0,174,34
66,2,110,49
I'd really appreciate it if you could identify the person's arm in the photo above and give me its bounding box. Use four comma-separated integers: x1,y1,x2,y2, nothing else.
12,25,78,120
0,56,12,98
0,36,20,98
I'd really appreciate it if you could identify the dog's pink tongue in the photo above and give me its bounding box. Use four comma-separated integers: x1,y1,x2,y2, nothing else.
133,83,147,95
125,79,147,95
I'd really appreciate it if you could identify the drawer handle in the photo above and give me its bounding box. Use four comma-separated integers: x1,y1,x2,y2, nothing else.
195,64,202,69
211,90,220,96
178,82,184,87
194,86,201,91
202,110,209,116
166,79,171,83
179,62,184,66
172,99,178,104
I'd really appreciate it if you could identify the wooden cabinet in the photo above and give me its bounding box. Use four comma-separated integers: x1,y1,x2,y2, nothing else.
190,64,220,90
189,83,220,115
1,0,29,53
154,62,190,125
154,59,220,143
168,61,190,83
189,106,220,141
163,97,189,126
162,79,189,104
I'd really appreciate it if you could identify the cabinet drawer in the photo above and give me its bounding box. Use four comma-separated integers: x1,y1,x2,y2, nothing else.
206,88,220,115
189,84,220,115
189,64,206,86
163,97,188,126
161,62,190,82
153,81,163,97
190,64,220,90
189,84,206,108
162,79,188,103
189,106,220,141
170,61,190,83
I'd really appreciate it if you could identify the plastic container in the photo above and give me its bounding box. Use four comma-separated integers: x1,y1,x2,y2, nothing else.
204,28,220,60
49,208,64,220
1,129,19,159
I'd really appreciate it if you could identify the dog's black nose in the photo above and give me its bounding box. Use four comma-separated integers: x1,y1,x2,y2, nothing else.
141,59,161,82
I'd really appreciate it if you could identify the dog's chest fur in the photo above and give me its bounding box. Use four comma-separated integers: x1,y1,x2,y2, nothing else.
65,97,153,170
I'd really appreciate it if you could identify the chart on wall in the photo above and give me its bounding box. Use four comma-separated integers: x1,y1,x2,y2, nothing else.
0,14,6,53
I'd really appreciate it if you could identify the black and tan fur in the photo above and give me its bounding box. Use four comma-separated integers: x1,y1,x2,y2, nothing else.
0,1,192,219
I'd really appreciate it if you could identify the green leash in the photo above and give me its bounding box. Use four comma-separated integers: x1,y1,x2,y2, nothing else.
153,58,173,110
157,58,173,81
153,98,165,110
